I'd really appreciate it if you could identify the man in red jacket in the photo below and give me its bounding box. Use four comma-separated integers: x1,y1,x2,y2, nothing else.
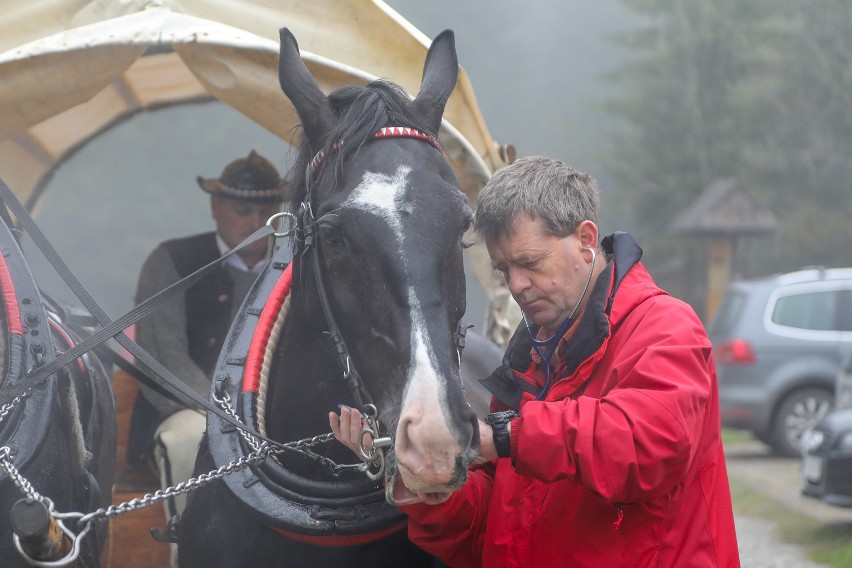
332,156,740,567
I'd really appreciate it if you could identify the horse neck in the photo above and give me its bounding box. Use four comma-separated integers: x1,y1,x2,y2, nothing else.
264,295,353,444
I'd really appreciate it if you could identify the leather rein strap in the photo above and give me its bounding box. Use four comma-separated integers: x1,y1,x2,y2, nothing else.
0,177,292,451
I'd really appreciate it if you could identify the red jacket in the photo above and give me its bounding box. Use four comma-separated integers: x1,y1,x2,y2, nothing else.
402,233,739,567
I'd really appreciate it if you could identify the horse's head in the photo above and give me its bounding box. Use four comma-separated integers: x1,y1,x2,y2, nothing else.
278,28,480,501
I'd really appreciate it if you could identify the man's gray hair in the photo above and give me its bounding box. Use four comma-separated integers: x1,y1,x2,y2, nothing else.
475,156,600,244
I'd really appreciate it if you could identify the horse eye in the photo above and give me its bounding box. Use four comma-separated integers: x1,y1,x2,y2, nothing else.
322,229,346,248
460,217,474,249
325,234,345,248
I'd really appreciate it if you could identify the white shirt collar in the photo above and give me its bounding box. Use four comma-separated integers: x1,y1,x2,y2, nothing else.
216,233,265,273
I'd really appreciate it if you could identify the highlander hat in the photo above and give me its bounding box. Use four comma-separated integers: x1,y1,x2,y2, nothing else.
197,150,284,203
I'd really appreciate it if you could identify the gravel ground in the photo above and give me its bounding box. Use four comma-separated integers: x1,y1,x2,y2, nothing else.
736,515,829,568
726,441,852,567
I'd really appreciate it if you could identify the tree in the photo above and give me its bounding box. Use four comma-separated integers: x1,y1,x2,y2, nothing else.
604,0,852,316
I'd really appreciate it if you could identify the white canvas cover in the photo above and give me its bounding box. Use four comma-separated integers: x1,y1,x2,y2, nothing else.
0,0,520,344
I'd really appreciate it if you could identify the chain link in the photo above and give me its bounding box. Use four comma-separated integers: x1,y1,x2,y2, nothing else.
0,389,30,425
80,442,275,524
0,445,46,504
0,394,381,530
0,390,386,568
213,391,376,477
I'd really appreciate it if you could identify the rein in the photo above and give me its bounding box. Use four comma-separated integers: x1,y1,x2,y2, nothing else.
0,177,295,452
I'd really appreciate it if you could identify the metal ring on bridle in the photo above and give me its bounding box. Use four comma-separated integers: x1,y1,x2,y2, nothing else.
357,404,391,463
361,403,378,420
358,428,379,462
266,211,298,238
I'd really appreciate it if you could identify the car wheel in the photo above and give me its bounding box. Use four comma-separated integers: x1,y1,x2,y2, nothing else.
772,387,833,457
754,429,774,446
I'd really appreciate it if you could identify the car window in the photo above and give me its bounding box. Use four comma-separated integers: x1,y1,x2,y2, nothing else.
837,289,852,332
771,290,839,331
710,291,745,335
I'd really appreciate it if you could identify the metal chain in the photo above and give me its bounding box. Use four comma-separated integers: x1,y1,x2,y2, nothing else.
0,392,385,568
0,396,379,527
214,391,264,454
0,445,46,504
0,389,30,425
79,443,275,524
213,391,376,477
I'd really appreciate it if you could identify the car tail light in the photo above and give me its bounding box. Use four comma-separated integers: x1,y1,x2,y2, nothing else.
715,339,756,365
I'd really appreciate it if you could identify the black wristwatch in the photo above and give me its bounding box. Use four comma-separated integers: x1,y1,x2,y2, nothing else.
485,410,518,459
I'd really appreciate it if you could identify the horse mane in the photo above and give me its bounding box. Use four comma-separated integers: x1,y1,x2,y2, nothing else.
286,80,436,212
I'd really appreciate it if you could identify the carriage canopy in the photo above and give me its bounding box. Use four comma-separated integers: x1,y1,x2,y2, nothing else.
0,0,521,343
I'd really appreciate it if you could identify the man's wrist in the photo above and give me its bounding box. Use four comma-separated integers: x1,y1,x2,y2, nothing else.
485,410,518,459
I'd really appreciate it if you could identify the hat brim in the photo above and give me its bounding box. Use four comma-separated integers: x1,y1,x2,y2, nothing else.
197,176,284,203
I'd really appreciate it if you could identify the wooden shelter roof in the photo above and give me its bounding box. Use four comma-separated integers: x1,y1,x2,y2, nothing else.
671,178,778,236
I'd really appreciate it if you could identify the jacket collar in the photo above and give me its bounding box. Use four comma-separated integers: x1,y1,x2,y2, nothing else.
480,232,643,409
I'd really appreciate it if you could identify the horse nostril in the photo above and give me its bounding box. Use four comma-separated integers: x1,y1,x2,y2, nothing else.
394,416,419,471
396,417,412,451
469,413,481,451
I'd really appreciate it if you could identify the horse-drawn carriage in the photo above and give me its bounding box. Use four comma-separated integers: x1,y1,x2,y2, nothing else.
0,1,520,565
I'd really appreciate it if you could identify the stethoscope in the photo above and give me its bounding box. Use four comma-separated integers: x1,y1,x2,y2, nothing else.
523,245,597,400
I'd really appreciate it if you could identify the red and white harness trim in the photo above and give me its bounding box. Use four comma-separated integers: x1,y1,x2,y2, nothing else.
309,126,442,173
240,264,407,545
0,252,23,336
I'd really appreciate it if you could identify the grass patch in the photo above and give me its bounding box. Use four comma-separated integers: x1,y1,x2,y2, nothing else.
730,478,852,567
722,428,754,446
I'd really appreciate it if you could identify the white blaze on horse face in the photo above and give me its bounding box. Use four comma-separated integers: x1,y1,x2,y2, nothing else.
346,166,409,236
346,165,461,491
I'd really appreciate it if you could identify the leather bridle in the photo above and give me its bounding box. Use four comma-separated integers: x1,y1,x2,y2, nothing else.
295,126,443,413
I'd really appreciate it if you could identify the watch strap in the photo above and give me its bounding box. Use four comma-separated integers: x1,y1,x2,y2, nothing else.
485,410,518,459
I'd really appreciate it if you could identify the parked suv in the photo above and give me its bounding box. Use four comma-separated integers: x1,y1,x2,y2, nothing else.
709,267,852,456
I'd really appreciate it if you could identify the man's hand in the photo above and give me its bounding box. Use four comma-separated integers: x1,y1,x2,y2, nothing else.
475,420,498,464
328,405,371,460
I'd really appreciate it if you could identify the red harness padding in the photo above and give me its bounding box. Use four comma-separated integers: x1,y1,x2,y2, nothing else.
240,262,407,546
270,522,407,547
0,251,23,336
243,263,293,394
47,318,87,375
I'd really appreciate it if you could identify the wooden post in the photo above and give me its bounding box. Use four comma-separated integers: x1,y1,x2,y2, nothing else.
9,498,77,566
706,237,733,321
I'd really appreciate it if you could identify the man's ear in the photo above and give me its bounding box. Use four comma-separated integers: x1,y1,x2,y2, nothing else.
210,196,221,221
576,220,599,251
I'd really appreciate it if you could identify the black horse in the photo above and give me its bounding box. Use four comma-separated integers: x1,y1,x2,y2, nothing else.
178,28,484,567
0,213,116,567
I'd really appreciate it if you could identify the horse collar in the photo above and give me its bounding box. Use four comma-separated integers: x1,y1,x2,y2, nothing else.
309,126,441,174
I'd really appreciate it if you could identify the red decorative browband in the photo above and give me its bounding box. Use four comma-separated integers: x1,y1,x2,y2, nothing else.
309,127,441,173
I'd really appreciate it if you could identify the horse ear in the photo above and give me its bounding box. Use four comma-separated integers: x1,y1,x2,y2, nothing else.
411,29,459,134
278,28,333,151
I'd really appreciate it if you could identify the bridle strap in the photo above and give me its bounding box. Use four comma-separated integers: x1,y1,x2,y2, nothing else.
309,126,441,174
298,204,373,409
297,126,443,410
0,177,296,452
